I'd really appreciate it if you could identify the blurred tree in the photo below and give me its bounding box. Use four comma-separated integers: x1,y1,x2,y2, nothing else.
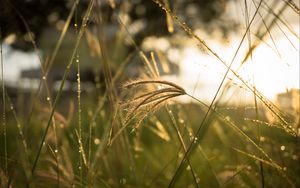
0,0,72,50
0,0,231,50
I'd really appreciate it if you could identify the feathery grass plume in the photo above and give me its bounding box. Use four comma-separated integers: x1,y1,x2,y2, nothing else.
110,79,186,145
124,79,185,119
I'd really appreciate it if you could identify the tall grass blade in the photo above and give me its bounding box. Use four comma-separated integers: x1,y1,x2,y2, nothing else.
0,26,8,183
31,0,95,175
153,0,297,137
167,0,264,186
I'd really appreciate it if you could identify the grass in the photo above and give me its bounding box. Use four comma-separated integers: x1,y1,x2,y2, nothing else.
1,0,299,187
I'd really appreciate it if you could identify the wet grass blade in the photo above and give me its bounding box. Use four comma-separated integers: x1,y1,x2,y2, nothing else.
31,0,95,175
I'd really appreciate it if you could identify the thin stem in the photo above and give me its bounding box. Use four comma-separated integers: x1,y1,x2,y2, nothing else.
166,106,200,188
0,26,8,181
168,1,264,186
31,0,95,175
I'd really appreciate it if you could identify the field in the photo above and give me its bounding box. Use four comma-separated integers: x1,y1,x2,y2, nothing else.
0,0,299,187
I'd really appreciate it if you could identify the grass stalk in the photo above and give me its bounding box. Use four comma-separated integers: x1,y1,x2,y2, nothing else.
167,1,264,186
153,0,297,137
0,27,8,182
4,3,62,185
244,1,265,187
74,5,85,186
166,105,200,188
241,1,290,64
94,0,115,111
31,0,95,175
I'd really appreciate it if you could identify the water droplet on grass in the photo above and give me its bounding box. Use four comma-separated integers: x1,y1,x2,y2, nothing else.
194,137,198,143
178,152,183,158
94,138,100,145
179,118,184,123
260,136,266,142
186,165,191,171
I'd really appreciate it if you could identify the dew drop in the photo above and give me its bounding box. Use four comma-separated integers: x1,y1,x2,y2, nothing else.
42,76,46,80
94,138,100,145
54,149,58,153
280,145,285,151
186,165,191,171
194,137,198,143
260,136,265,142
178,152,183,158
46,97,50,101
179,119,184,124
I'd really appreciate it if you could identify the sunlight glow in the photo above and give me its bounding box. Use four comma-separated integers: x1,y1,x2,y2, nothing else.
163,30,299,104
